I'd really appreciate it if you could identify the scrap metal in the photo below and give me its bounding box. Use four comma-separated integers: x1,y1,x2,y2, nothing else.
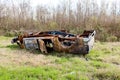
11,30,96,56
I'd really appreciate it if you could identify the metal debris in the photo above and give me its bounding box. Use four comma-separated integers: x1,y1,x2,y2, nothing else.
11,30,96,56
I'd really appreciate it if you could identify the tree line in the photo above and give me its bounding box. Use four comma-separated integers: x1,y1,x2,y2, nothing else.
0,0,120,41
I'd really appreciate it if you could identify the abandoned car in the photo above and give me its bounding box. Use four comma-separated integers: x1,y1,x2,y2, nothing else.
11,30,96,56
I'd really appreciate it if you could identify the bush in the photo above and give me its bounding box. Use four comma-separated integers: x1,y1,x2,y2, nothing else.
106,35,117,42
49,22,59,30
5,31,15,37
4,30,22,37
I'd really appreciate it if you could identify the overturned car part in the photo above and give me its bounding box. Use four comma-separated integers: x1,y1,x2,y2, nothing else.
11,30,96,56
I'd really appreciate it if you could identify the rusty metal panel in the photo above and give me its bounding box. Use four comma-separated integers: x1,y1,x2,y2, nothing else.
38,39,48,53
23,38,39,50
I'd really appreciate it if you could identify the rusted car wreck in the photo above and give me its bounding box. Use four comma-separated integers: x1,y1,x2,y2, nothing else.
11,30,96,56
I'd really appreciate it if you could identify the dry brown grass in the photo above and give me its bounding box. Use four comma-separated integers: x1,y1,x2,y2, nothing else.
0,37,58,67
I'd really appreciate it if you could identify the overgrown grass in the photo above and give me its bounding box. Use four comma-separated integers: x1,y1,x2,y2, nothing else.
0,36,120,80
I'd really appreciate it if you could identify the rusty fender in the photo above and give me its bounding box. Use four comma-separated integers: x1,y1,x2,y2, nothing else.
52,36,89,54
37,39,48,54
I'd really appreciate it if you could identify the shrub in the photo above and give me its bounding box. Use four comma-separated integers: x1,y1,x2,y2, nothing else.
4,31,15,37
106,35,117,42
49,22,59,30
4,30,22,37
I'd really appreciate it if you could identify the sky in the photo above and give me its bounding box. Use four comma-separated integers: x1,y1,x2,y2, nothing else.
31,0,59,7
31,0,75,6
31,0,117,7
1,0,119,9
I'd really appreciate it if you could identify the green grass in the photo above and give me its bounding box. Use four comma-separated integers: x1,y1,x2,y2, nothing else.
0,36,13,40
0,36,120,80
0,66,60,80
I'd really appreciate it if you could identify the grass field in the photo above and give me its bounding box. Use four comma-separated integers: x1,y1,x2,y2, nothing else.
0,36,120,80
